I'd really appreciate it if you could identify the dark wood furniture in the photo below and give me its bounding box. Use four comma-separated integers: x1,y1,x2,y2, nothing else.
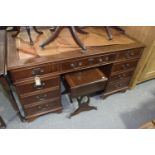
2,27,144,121
64,68,108,117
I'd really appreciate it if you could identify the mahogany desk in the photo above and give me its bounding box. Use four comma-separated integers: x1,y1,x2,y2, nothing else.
5,27,144,121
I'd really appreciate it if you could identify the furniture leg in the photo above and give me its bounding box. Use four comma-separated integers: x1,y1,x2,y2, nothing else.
105,26,112,40
40,26,63,48
68,96,97,118
26,26,33,45
33,26,43,34
12,26,21,37
70,26,87,50
75,26,89,34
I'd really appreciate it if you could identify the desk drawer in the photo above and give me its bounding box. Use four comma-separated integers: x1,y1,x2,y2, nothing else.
87,53,116,65
109,70,134,82
10,63,59,82
117,48,142,60
20,88,60,106
24,98,61,117
106,78,130,92
61,58,88,72
16,76,60,95
61,53,116,73
112,59,138,74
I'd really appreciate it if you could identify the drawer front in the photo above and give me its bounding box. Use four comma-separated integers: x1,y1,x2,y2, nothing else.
20,88,60,106
112,59,138,74
117,48,142,60
61,53,116,73
24,98,61,117
71,80,107,98
87,53,116,66
10,63,59,82
106,79,130,92
61,58,88,72
109,70,134,83
16,76,60,95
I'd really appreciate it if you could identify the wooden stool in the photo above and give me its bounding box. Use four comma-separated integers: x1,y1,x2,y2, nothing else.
64,68,108,118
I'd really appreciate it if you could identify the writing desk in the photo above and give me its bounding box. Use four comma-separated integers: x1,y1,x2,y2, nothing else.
5,27,144,121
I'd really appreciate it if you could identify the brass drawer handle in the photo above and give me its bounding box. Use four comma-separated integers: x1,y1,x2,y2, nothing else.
125,52,135,58
118,73,126,79
104,56,109,61
88,58,95,64
70,63,76,68
38,106,47,111
32,68,44,76
98,58,103,62
122,64,130,69
36,94,48,101
78,62,83,66
115,83,122,88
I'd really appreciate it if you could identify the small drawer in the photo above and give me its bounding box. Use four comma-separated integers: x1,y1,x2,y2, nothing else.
20,88,60,106
117,48,142,60
97,53,116,64
61,58,88,72
24,98,61,117
16,76,60,95
109,70,134,82
10,63,59,82
112,59,138,74
87,53,116,66
106,79,130,92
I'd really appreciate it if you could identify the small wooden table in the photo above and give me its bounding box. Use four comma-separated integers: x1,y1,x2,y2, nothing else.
64,68,108,118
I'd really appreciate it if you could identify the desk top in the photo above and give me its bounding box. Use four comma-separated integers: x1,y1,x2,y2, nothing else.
0,30,6,75
7,27,144,70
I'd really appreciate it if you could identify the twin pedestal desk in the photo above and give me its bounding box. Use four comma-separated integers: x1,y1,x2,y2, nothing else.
1,27,144,121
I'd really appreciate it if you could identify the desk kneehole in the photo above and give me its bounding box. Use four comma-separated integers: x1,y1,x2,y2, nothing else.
63,68,108,118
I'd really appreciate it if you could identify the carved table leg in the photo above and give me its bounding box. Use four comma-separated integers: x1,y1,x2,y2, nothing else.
40,26,63,48
33,26,43,34
105,26,112,40
75,26,88,34
40,26,87,51
68,96,97,118
26,26,33,45
70,26,87,50
12,26,43,45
